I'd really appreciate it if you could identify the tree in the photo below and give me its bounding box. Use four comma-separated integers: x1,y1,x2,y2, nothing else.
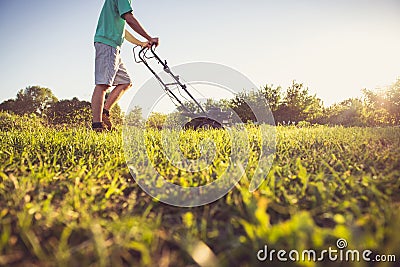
47,97,91,125
110,104,124,126
0,99,18,114
324,98,365,126
125,106,144,127
276,81,323,124
0,86,57,116
362,89,390,126
386,79,400,125
229,91,257,123
146,112,167,129
362,79,400,126
15,86,58,115
260,84,282,113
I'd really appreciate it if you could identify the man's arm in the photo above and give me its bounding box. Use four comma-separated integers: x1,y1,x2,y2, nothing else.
122,12,159,46
124,30,147,47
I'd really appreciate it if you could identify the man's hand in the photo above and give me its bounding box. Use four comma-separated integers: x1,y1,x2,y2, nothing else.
147,37,159,48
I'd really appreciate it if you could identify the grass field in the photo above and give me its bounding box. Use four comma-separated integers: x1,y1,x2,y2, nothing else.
0,125,399,266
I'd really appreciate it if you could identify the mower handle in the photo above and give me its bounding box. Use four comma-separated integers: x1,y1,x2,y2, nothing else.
133,43,158,63
134,44,169,69
132,44,207,114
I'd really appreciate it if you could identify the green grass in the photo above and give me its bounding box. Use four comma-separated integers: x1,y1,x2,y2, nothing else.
0,126,399,266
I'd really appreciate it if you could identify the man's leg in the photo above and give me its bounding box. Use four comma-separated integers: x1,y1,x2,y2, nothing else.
104,83,132,111
91,84,110,123
93,42,118,130
92,42,132,130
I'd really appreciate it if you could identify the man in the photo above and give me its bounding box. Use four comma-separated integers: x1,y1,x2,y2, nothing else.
92,0,159,131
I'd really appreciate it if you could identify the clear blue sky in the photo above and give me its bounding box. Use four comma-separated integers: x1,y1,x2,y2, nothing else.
0,0,399,111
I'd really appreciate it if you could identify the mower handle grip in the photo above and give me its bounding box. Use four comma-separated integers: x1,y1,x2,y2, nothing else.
133,43,160,62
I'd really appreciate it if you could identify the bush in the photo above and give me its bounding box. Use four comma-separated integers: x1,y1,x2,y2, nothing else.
296,121,311,127
0,112,45,131
46,98,91,126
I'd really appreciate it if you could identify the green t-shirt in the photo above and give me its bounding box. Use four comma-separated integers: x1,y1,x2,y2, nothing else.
94,0,133,48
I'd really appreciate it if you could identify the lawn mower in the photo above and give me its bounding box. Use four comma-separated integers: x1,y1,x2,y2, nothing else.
133,45,231,130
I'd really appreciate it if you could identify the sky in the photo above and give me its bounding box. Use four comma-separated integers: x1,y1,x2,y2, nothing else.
0,0,399,112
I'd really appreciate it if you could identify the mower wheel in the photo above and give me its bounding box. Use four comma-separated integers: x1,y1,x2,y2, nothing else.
183,117,223,130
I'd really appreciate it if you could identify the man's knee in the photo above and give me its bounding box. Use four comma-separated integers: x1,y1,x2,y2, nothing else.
123,83,133,90
118,83,132,91
95,84,111,91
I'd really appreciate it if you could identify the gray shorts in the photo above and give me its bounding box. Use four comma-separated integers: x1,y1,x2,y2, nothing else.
94,42,132,86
